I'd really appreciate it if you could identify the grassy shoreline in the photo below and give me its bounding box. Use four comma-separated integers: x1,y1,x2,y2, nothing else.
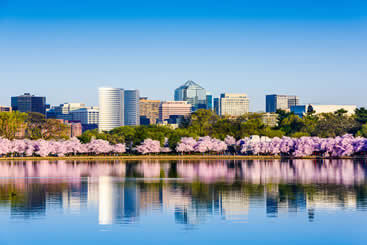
0,155,365,161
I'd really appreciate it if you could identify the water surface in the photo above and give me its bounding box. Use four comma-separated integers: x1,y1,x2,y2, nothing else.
0,159,366,245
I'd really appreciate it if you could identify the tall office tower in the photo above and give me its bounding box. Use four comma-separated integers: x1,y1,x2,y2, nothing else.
159,101,192,122
11,93,46,114
124,90,140,126
98,87,124,132
266,94,299,113
219,93,249,117
139,98,160,125
213,98,220,115
206,92,213,110
174,80,207,111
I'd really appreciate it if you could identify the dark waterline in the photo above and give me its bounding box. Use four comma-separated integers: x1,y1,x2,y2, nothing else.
0,159,366,245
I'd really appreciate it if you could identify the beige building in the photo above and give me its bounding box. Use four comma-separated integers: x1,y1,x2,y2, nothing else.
159,101,191,122
262,113,278,127
139,98,160,124
0,106,12,112
220,93,249,117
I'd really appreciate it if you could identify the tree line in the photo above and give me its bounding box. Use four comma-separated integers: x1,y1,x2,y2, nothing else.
1,107,366,146
78,107,367,147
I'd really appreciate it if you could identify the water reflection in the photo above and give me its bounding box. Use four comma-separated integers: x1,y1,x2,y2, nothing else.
0,159,366,225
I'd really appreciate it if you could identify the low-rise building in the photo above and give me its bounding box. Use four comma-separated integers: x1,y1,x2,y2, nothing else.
159,101,191,122
0,106,12,112
262,113,278,127
139,98,160,125
291,104,357,118
71,107,99,132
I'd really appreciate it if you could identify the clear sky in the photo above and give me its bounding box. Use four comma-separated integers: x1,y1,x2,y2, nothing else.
0,0,366,111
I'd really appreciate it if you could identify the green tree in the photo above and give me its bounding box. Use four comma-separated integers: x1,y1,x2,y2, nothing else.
355,107,367,124
25,112,46,139
0,111,27,139
41,119,69,140
278,114,305,136
186,109,218,136
313,113,359,137
356,123,367,137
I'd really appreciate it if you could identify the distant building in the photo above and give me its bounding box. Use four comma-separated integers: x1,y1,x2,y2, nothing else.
262,113,278,127
213,98,220,115
11,93,46,114
206,93,213,110
71,107,99,132
219,93,249,117
159,101,191,122
174,80,207,111
291,104,357,118
139,98,160,125
124,90,140,126
0,106,12,112
266,94,299,113
59,120,83,138
99,87,124,132
53,103,86,120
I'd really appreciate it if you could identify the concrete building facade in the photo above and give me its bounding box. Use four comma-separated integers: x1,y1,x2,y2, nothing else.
219,93,249,117
159,101,192,122
291,104,357,118
139,98,160,125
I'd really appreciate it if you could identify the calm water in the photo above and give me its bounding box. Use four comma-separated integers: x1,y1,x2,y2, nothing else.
0,159,366,245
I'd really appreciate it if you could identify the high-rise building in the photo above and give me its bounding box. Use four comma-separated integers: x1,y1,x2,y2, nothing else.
0,106,12,112
206,93,213,110
213,98,220,115
266,94,299,113
124,90,140,126
98,87,124,132
159,101,192,122
219,93,249,117
11,93,46,114
174,80,207,111
139,98,160,125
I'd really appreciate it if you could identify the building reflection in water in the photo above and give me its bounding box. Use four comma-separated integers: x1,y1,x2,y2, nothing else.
0,159,366,224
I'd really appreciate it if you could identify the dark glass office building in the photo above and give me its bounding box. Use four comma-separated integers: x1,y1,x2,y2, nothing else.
11,93,46,114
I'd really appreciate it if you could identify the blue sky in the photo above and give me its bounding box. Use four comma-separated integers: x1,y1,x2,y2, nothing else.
0,0,366,111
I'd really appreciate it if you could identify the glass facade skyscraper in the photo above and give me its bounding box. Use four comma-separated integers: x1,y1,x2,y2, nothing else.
174,80,207,111
11,93,46,114
124,90,140,126
206,93,213,110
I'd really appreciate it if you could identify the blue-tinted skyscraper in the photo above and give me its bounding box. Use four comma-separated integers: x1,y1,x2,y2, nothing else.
124,90,140,126
174,80,207,111
11,93,46,114
206,93,213,110
213,98,220,115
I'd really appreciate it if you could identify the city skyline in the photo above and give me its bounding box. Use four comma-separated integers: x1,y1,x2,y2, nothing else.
0,1,366,111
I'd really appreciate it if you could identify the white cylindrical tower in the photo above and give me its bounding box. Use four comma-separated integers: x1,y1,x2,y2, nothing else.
98,87,124,132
